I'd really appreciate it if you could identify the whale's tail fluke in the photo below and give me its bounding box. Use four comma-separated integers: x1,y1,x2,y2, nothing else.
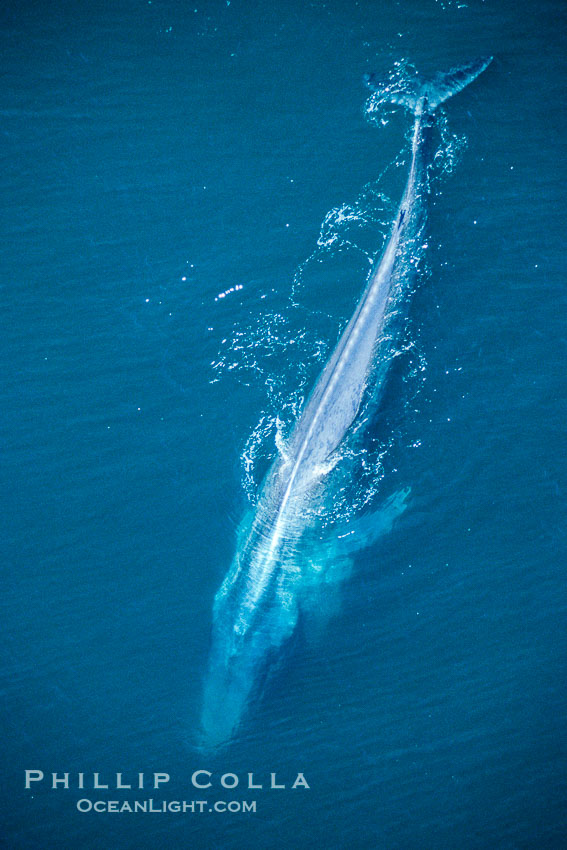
425,56,493,110
364,56,493,114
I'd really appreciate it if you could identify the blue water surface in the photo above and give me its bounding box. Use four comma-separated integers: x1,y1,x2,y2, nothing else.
2,0,566,847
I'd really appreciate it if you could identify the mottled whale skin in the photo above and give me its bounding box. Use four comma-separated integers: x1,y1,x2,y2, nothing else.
201,57,492,747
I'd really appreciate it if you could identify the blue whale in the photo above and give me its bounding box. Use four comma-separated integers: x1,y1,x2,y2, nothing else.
201,57,493,747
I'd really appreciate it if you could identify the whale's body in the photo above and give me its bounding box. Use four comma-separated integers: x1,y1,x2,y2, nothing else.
201,57,492,747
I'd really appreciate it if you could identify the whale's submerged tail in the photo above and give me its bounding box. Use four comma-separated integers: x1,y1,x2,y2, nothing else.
364,56,493,114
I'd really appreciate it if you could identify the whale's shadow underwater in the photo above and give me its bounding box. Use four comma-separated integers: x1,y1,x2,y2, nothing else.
200,57,493,748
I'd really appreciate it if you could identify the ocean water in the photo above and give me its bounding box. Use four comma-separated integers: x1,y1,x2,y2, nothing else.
2,0,566,847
